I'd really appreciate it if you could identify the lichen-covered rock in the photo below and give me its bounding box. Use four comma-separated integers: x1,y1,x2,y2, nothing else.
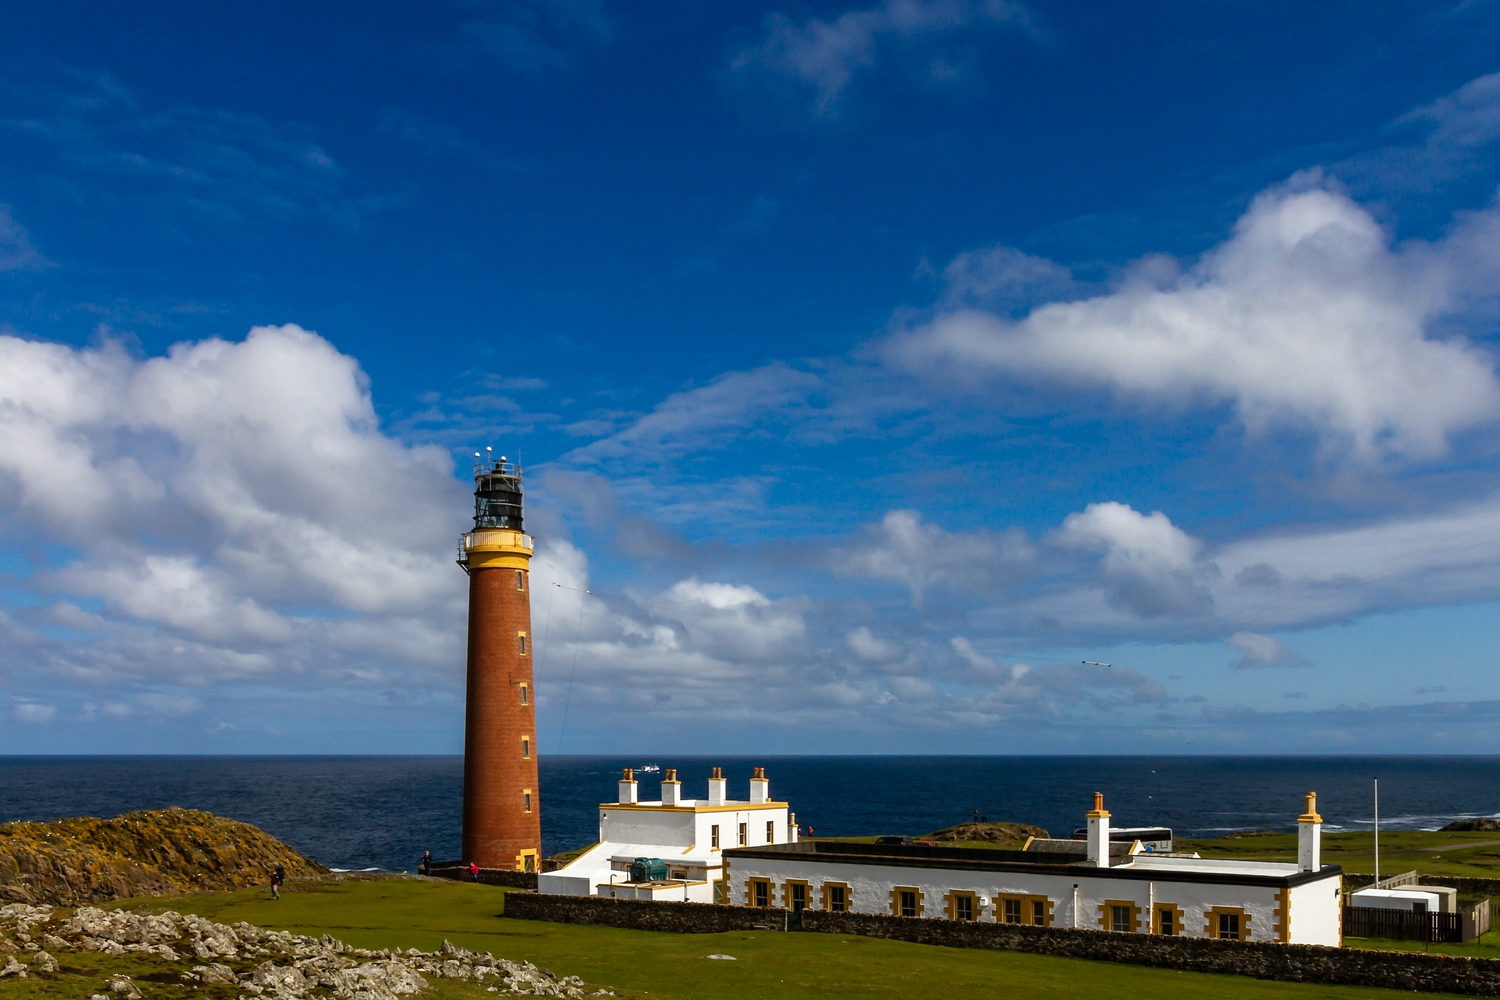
31,949,59,972
108,973,142,997
0,899,610,998
193,962,238,984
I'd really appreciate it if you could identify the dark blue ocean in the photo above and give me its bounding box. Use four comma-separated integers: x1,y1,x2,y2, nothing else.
1,756,1497,872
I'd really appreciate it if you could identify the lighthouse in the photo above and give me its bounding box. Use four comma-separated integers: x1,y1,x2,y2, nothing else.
458,452,541,872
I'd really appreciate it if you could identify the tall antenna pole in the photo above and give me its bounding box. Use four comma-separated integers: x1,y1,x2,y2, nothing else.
1373,777,1380,885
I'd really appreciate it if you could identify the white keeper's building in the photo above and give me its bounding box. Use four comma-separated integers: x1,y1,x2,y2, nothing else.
724,791,1343,946
538,766,796,903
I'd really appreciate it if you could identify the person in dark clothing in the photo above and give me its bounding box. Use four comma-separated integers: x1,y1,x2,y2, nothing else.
421,851,432,877
271,864,285,900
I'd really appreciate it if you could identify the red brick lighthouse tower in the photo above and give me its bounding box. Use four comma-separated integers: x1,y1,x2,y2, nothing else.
458,452,541,872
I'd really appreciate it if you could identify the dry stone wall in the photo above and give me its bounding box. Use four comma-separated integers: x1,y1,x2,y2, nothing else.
428,864,538,890
503,892,1500,996
503,893,789,933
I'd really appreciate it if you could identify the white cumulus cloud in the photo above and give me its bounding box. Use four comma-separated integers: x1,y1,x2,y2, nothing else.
890,177,1500,461
0,324,467,691
1226,632,1306,669
1055,502,1215,618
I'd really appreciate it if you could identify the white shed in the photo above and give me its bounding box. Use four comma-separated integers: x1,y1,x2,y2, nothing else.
1349,887,1444,913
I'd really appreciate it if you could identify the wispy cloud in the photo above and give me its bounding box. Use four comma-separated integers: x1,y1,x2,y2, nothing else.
1336,70,1500,194
0,205,52,272
732,0,1033,114
457,0,612,73
3,68,391,229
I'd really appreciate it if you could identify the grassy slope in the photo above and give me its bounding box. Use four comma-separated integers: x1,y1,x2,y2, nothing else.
1180,831,1500,880
0,877,1451,1000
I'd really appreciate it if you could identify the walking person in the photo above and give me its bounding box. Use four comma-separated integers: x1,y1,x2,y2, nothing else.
270,864,285,900
468,861,479,883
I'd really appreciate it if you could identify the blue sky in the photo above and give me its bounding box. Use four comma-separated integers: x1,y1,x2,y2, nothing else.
4,0,1500,754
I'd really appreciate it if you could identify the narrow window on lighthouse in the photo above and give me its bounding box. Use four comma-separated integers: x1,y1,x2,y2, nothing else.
519,683,529,705
516,570,525,591
521,736,531,759
518,632,528,655
523,789,533,813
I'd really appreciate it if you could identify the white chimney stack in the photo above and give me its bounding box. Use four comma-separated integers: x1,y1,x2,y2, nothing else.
707,766,727,805
788,811,799,844
1086,792,1111,868
749,766,770,804
618,768,638,804
1298,791,1322,872
661,768,681,806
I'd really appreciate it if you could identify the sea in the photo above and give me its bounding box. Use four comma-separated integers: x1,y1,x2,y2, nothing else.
1,756,1497,873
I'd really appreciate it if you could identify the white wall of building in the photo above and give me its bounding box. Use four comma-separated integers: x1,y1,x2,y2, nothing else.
1350,888,1443,912
1290,877,1344,946
600,806,696,848
725,854,1340,944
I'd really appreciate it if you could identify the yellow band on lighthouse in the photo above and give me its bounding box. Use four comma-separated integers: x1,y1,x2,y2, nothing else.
462,529,534,571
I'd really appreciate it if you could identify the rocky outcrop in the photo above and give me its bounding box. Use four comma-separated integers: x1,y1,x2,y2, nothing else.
922,822,1049,846
0,902,610,999
1440,818,1500,832
0,808,328,905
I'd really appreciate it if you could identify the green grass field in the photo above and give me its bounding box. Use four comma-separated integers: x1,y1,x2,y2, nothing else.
0,877,1466,1000
1180,830,1500,880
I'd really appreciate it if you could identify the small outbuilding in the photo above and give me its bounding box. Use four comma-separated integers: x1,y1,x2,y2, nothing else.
539,766,796,903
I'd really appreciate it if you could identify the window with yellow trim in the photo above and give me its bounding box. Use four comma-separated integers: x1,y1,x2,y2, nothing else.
519,682,529,705
522,788,533,813
890,886,923,918
747,878,773,908
785,880,810,912
516,570,526,591
1098,899,1142,933
711,824,720,849
521,736,531,759
945,890,978,921
997,894,1051,926
822,882,850,913
1206,906,1250,940
518,632,528,655
1154,903,1185,936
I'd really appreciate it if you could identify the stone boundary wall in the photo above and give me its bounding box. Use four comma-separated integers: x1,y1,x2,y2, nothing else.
502,892,1500,996
428,864,538,890
502,893,792,933
801,911,1500,997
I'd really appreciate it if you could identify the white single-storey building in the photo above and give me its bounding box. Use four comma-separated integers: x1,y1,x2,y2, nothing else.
1350,887,1454,913
723,792,1344,946
539,766,797,903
